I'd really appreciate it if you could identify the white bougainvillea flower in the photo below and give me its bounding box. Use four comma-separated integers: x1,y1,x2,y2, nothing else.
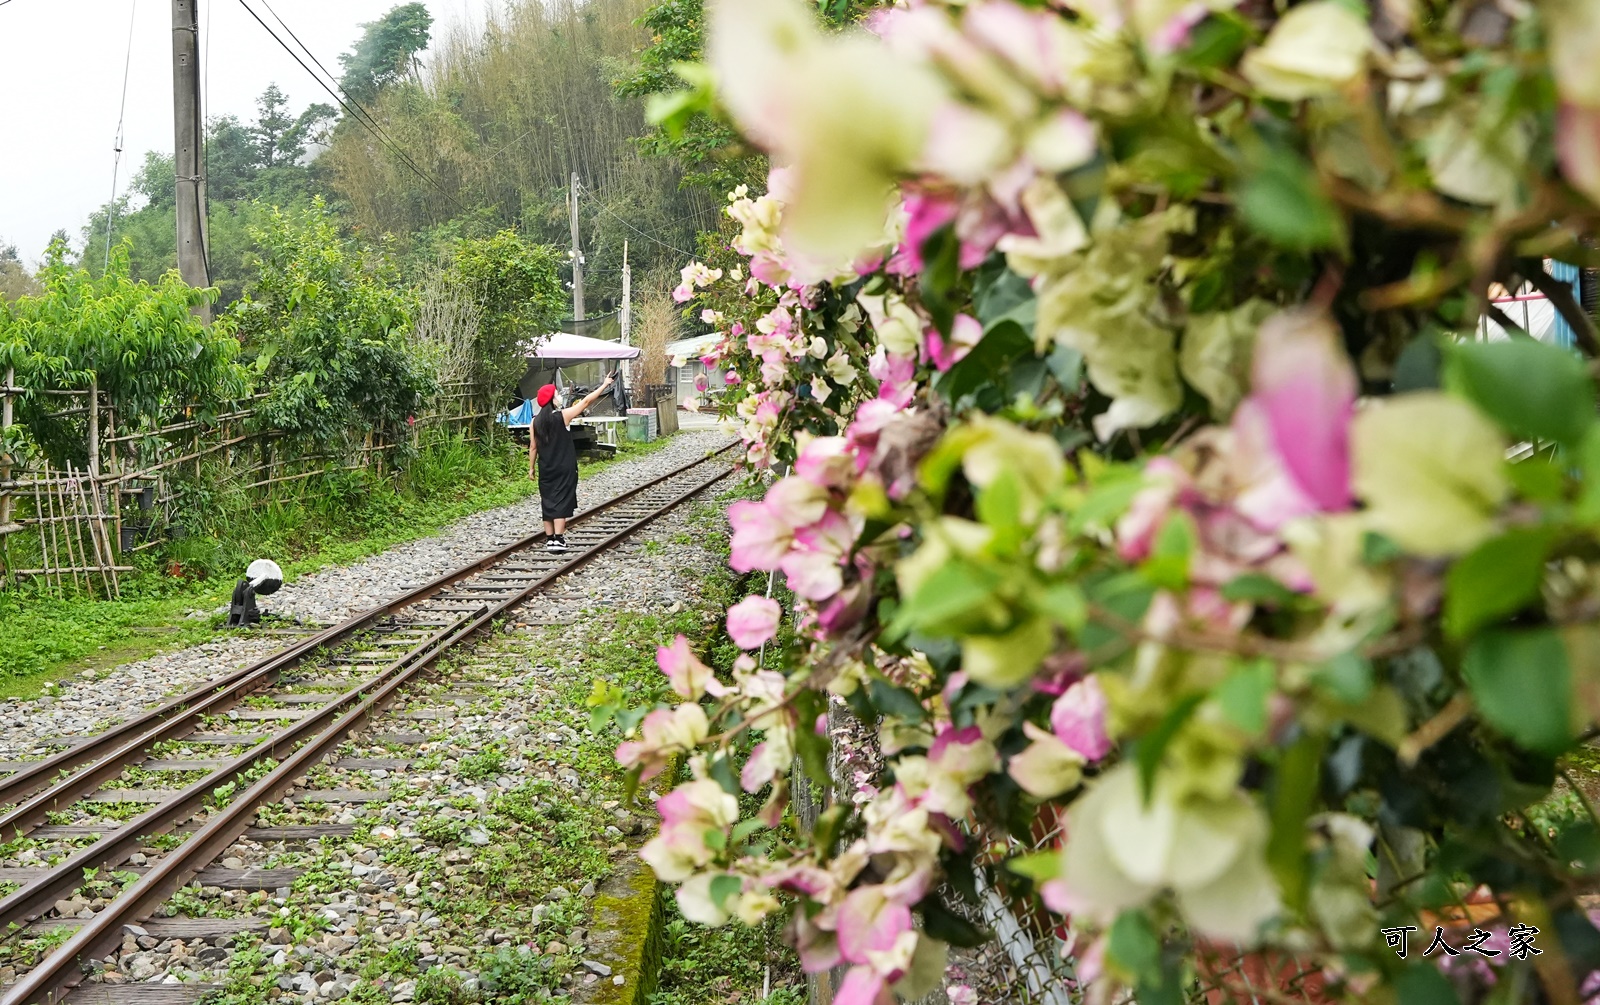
1559,104,1600,206
616,703,710,782
1548,0,1600,109
1239,1,1373,102
708,0,945,264
959,414,1067,523
857,292,925,357
676,872,732,926
639,778,739,882
1178,299,1275,419
1007,721,1086,798
1350,392,1510,557
1056,764,1281,942
726,595,783,650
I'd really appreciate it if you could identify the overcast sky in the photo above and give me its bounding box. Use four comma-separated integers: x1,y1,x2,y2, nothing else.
0,0,484,267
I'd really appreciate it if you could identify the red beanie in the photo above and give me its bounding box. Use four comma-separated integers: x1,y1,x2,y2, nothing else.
536,384,556,407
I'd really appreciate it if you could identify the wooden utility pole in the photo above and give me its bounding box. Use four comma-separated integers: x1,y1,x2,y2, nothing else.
568,171,585,323
621,240,631,346
172,0,212,321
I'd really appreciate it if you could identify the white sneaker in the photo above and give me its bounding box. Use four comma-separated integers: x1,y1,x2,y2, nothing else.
548,536,569,553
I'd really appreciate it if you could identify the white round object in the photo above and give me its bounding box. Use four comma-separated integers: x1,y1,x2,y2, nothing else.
246,558,285,594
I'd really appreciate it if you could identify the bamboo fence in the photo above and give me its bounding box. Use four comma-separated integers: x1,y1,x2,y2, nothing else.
0,376,497,594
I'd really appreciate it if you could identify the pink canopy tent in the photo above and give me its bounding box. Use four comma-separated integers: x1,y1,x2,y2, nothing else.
522,332,640,367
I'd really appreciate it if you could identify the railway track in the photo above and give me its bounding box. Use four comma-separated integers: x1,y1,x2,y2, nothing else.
0,445,736,1005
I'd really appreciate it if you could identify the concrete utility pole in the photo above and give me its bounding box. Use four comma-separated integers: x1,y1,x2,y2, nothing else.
621,240,631,346
568,171,585,323
172,0,212,322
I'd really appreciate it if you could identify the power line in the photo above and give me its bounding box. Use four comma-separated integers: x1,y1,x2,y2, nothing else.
103,0,140,273
234,0,476,219
582,183,697,258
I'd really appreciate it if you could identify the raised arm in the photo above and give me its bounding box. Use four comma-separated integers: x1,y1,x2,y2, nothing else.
561,372,616,425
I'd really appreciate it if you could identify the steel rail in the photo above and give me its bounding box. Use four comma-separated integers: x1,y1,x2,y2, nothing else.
0,444,739,819
2,454,736,1005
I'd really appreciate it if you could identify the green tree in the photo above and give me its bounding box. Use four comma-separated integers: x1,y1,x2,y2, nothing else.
613,0,765,195
0,240,247,462
0,241,39,301
339,3,432,104
447,231,566,389
233,200,433,442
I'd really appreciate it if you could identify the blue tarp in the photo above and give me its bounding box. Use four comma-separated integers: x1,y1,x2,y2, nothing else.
498,399,535,429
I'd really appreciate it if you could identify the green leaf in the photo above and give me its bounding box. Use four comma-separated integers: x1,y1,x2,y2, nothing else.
709,873,743,910
890,561,1001,636
1220,573,1299,606
870,680,928,724
1215,660,1274,736
1313,651,1374,704
1106,911,1162,985
975,266,1034,328
1267,733,1323,913
1069,475,1146,535
1444,526,1558,641
1394,963,1463,1005
703,828,727,851
1445,339,1595,446
1035,582,1088,635
1236,154,1346,251
919,896,990,948
1135,693,1205,802
730,818,765,844
1393,335,1443,392
1507,456,1568,504
1139,512,1195,591
1462,627,1575,754
1578,426,1600,524
1006,852,1063,883
1175,13,1250,70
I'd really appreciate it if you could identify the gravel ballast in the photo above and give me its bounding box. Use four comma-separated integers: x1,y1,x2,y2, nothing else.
0,431,733,760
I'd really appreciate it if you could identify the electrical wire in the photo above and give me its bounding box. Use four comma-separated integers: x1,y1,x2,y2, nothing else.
581,181,698,258
103,0,140,273
235,0,476,219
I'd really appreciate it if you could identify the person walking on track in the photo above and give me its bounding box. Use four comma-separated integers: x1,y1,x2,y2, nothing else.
528,373,615,552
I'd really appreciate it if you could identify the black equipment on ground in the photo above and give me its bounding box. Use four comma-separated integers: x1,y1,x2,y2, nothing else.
227,559,285,628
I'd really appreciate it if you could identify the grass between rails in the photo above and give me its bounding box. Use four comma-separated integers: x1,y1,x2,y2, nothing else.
0,433,676,697
194,496,792,1004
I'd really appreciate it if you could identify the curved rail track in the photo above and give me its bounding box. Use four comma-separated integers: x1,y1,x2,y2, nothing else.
0,444,737,1004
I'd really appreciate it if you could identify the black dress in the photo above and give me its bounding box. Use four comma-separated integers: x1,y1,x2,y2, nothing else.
533,403,579,521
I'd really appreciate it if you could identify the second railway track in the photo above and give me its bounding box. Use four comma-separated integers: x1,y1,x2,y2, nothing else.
0,445,737,1005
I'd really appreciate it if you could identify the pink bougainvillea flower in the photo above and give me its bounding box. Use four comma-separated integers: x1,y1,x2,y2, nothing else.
765,475,830,527
795,435,859,490
1249,310,1356,512
925,313,983,371
672,283,694,303
727,595,782,650
728,500,792,573
781,509,856,600
892,192,959,275
1051,676,1112,761
837,886,914,963
657,634,728,699
835,967,892,1005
